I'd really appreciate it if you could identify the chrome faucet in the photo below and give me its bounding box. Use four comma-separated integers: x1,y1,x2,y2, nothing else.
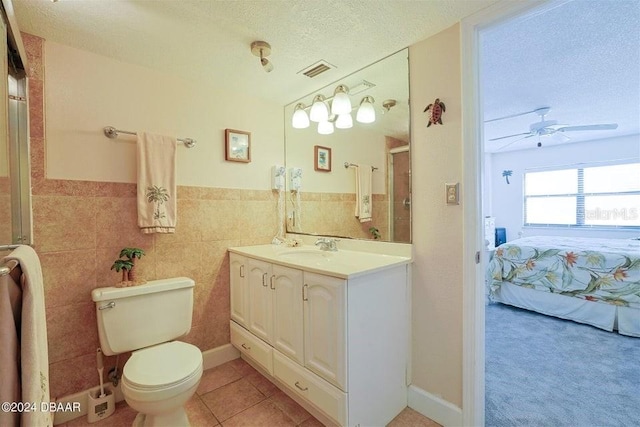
315,237,338,251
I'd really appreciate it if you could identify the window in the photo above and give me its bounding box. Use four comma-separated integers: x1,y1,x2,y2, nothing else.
524,162,640,228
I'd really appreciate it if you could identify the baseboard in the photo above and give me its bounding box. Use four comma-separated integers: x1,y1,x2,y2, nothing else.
408,384,463,427
202,343,240,370
53,343,240,425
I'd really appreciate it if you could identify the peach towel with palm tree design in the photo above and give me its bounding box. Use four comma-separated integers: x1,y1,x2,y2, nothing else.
137,132,177,233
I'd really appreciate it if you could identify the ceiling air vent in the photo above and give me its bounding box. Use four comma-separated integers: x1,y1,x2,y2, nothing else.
299,60,335,78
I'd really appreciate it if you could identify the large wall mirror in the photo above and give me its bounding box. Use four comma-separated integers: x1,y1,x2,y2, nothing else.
0,9,31,249
284,49,410,243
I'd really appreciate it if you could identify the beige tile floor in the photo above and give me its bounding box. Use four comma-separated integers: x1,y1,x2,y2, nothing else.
61,358,441,427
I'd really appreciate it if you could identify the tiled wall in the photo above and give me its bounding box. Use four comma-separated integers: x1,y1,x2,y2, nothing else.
22,33,278,399
292,192,389,240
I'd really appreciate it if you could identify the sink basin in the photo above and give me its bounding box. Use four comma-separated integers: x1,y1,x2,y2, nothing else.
277,249,334,265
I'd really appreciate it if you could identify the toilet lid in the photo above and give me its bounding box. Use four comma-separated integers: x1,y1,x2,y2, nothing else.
123,341,202,389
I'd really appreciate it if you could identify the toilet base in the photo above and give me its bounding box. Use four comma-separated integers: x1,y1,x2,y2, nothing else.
132,409,190,427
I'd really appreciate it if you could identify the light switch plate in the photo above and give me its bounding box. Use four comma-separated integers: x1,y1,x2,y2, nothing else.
445,183,459,205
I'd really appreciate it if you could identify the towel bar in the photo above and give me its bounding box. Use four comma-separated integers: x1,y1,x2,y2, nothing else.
103,126,197,148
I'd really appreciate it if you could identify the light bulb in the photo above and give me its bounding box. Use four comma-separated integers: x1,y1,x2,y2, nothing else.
292,103,309,129
331,85,352,115
318,120,334,135
356,96,376,124
335,113,353,129
309,95,329,122
261,57,274,73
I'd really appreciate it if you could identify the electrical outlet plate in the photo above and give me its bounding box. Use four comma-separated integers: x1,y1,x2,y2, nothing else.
445,183,459,205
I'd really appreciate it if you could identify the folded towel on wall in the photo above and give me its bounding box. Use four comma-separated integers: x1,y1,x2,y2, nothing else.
355,164,373,223
3,245,52,427
137,132,177,234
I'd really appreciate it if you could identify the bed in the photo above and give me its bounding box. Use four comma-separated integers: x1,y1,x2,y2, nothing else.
487,236,640,337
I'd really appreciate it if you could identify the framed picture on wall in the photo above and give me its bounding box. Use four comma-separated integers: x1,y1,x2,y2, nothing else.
225,129,251,162
314,145,332,172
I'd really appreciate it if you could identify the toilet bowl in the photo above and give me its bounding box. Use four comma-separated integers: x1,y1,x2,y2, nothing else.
122,341,203,426
91,277,201,427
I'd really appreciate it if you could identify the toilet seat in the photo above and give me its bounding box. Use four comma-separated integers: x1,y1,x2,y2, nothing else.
122,341,202,402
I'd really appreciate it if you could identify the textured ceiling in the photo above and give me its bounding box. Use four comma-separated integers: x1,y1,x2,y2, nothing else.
481,0,640,152
13,0,640,153
13,0,496,106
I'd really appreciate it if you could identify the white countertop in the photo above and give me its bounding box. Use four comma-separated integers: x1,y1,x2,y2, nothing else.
228,244,412,279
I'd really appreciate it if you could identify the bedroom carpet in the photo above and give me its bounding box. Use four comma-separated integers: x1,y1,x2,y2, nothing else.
485,302,639,427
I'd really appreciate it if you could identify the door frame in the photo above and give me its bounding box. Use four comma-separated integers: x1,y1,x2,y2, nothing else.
460,1,558,425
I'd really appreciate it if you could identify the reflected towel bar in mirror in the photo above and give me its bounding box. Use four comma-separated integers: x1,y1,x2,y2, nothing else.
344,162,378,171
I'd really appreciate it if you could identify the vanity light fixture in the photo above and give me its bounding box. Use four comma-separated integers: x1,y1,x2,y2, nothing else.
291,83,379,134
292,103,310,129
309,95,329,123
331,85,352,115
335,113,353,129
318,120,334,135
356,96,376,124
250,41,274,73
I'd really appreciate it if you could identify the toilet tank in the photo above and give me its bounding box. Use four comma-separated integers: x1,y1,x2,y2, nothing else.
91,277,195,356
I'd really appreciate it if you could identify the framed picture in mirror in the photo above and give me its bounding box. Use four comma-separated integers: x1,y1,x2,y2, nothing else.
225,129,251,162
314,145,332,172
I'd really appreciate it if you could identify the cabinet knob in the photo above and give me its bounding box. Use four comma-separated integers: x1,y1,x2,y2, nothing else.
262,272,268,287
270,275,276,290
241,343,251,350
303,284,308,301
239,265,245,278
294,381,308,391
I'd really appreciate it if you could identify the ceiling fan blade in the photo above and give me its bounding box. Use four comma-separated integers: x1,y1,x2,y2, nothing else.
489,132,532,141
557,123,618,132
484,106,550,123
496,134,533,151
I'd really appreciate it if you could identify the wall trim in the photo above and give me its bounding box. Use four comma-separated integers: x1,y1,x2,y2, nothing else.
460,1,562,426
52,344,240,425
408,384,462,427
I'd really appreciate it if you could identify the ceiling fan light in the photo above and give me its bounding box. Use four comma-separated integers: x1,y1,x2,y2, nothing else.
292,103,309,129
335,113,353,129
310,95,329,122
331,85,352,115
318,120,334,135
356,96,376,124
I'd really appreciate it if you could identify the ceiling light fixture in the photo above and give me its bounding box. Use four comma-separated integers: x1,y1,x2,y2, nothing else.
356,96,376,124
250,41,273,73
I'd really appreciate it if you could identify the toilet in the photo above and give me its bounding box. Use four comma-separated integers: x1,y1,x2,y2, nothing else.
92,277,203,426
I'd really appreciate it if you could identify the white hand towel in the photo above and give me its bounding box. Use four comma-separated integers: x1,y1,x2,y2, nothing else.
3,245,52,427
137,132,177,234
355,164,373,223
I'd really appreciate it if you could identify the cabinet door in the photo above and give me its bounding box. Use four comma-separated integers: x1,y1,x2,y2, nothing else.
247,258,273,345
229,253,248,327
272,264,304,365
303,272,347,391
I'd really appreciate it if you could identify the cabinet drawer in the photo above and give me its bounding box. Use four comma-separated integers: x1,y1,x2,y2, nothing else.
274,351,347,426
230,321,273,375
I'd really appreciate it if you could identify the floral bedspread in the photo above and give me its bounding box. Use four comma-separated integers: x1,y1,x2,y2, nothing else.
488,236,640,308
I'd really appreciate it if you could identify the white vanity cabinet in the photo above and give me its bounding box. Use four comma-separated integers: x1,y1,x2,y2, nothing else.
228,246,409,427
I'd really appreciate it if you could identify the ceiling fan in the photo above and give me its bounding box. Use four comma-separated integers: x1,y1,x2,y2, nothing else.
488,107,618,150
